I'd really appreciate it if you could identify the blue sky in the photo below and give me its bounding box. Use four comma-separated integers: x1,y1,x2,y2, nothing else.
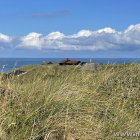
0,0,140,58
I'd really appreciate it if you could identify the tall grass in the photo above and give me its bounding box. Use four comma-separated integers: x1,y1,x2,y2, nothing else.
0,64,140,140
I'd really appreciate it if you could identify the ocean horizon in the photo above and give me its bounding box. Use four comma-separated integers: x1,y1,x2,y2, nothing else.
0,58,140,73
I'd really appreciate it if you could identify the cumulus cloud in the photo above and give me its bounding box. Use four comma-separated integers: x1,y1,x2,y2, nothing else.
0,33,11,43
1,24,140,51
97,27,116,34
47,32,65,39
19,32,44,49
0,33,12,49
72,30,93,38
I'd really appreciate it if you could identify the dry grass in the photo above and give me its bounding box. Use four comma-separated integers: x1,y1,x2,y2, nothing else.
0,64,140,140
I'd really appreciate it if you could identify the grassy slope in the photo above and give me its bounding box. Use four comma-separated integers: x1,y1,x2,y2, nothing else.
0,64,140,140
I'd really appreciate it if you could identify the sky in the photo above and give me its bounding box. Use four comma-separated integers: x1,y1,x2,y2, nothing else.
0,0,140,58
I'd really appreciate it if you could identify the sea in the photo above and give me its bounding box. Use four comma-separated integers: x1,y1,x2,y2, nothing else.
0,58,140,73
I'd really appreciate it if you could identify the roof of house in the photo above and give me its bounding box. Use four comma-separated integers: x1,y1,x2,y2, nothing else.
59,59,69,64
59,59,81,65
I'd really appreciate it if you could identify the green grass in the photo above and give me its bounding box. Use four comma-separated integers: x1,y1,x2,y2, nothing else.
0,63,140,140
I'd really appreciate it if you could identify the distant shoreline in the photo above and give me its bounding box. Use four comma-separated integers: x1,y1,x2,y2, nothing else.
0,58,140,73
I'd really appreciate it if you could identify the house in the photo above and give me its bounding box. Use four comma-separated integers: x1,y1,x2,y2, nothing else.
59,59,81,65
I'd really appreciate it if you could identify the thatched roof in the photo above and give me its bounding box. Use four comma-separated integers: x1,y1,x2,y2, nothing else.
59,59,81,65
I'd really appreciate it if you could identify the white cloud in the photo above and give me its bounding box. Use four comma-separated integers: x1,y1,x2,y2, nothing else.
72,30,93,38
1,24,140,51
0,33,12,49
97,27,116,34
19,32,44,49
124,24,140,33
0,33,11,43
46,32,65,40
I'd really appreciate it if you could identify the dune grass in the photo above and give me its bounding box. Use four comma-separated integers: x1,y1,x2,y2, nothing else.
0,63,140,140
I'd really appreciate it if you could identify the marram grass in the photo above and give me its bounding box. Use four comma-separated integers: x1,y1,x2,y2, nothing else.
0,64,140,140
